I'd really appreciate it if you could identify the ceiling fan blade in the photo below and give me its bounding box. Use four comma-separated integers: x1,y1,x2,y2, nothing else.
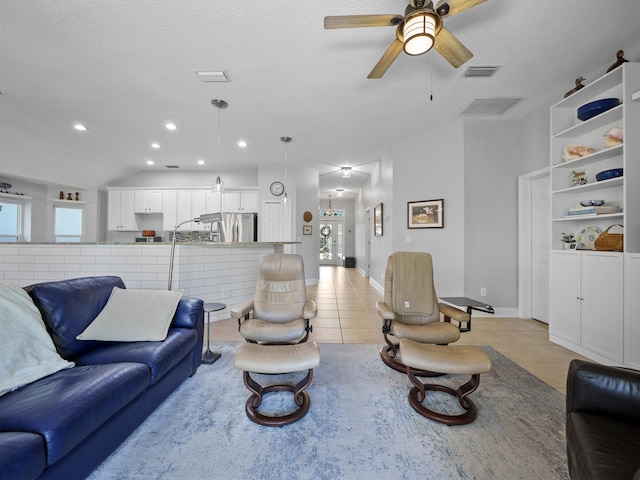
368,38,404,79
324,15,403,29
433,27,473,68
435,0,487,18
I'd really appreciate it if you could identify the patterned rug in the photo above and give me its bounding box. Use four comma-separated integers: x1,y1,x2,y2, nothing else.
88,343,569,480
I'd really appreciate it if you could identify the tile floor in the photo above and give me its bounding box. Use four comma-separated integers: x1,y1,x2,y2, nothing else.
210,265,591,395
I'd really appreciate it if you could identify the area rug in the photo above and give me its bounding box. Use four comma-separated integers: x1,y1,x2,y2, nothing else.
88,343,569,480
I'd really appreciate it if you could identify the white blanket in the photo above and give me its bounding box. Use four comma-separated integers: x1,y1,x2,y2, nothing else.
0,282,74,397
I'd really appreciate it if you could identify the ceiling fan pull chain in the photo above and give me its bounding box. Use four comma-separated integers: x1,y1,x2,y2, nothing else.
430,55,434,101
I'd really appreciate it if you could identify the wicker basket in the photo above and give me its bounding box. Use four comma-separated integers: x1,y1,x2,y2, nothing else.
594,224,624,252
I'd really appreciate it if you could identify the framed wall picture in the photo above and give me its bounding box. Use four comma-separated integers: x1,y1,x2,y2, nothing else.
408,199,444,229
374,203,383,236
303,225,313,235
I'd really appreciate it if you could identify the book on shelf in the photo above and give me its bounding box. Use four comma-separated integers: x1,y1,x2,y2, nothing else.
566,205,622,216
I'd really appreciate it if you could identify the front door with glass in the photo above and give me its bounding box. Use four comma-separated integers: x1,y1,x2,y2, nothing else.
319,221,344,266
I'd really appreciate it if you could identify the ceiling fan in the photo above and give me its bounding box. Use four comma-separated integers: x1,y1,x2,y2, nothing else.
324,0,487,78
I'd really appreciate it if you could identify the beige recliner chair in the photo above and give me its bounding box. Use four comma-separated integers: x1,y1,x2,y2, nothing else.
377,251,467,374
231,253,316,344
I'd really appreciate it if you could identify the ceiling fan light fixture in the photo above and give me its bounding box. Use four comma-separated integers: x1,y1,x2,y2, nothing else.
403,10,441,56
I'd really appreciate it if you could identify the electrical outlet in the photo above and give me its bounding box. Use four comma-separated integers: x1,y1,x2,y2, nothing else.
480,288,487,297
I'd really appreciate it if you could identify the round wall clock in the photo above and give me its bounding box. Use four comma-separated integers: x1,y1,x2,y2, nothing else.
270,181,285,196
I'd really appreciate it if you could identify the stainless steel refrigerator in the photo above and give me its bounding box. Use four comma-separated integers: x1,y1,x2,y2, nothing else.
220,212,257,242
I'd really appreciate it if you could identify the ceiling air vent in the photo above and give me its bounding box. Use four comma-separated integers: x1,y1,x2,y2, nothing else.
195,70,230,82
461,65,501,78
165,165,180,169
460,98,522,116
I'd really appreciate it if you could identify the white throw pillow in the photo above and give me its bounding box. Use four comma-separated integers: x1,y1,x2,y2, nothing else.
0,282,74,397
76,287,182,342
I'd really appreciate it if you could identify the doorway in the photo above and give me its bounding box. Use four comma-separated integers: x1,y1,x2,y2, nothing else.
518,167,550,323
319,220,344,266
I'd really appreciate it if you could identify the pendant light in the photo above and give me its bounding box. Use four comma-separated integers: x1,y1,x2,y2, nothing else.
211,99,228,193
280,136,292,205
326,194,335,216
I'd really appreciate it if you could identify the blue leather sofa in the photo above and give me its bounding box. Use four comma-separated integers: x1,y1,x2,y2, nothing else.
0,276,204,480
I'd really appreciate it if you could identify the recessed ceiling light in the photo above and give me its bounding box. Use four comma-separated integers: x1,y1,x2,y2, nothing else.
238,140,247,148
150,142,161,149
165,123,177,131
197,159,205,165
74,124,87,131
146,160,154,165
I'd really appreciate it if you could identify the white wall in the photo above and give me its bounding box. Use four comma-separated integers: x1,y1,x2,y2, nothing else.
388,121,466,296
462,119,522,308
294,165,320,284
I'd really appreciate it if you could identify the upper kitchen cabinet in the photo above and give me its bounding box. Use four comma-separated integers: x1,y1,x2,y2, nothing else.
107,189,138,231
223,188,258,212
134,190,163,213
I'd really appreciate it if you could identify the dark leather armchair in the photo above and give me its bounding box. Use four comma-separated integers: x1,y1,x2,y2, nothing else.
566,359,640,480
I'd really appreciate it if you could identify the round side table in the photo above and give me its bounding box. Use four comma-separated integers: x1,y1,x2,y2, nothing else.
202,302,226,364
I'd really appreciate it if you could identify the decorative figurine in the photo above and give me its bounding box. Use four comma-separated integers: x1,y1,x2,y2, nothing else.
607,50,628,73
67,192,72,200
564,76,586,98
75,192,79,201
59,191,64,199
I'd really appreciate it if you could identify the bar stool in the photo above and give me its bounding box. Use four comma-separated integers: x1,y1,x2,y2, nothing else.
202,302,226,364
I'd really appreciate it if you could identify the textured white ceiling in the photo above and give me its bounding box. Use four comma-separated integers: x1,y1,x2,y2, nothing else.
1,0,640,196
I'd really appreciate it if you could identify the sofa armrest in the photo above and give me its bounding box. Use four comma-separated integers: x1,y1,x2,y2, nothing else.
231,299,254,320
171,297,204,329
303,300,317,320
566,359,640,423
376,301,395,321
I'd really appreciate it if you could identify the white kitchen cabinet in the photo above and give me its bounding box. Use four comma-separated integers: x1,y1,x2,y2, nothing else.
107,189,138,231
222,189,258,212
549,250,623,364
206,190,222,213
162,190,177,231
176,190,194,230
134,189,163,213
190,190,208,230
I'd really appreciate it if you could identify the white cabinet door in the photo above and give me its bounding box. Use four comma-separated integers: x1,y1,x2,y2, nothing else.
191,190,207,230
222,190,241,212
625,254,640,368
581,252,623,363
206,190,222,213
241,190,259,212
162,190,177,231
107,190,138,231
176,190,193,230
134,190,163,213
549,251,581,345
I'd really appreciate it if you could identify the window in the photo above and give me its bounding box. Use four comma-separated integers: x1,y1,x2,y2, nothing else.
0,202,21,242
54,206,83,242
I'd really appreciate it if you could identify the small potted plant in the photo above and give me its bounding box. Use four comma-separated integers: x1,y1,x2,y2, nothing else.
562,233,576,249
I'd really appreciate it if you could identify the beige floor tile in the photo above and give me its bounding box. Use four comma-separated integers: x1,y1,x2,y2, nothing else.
340,316,376,329
309,327,343,343
341,328,383,344
313,316,341,328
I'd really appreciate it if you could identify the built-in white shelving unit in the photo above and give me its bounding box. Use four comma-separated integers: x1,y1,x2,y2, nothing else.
549,63,640,366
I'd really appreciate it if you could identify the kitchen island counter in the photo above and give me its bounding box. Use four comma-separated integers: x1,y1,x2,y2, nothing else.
0,242,301,310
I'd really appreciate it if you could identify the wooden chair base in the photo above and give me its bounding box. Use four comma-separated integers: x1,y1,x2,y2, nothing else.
380,344,443,377
243,369,313,427
406,369,481,425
